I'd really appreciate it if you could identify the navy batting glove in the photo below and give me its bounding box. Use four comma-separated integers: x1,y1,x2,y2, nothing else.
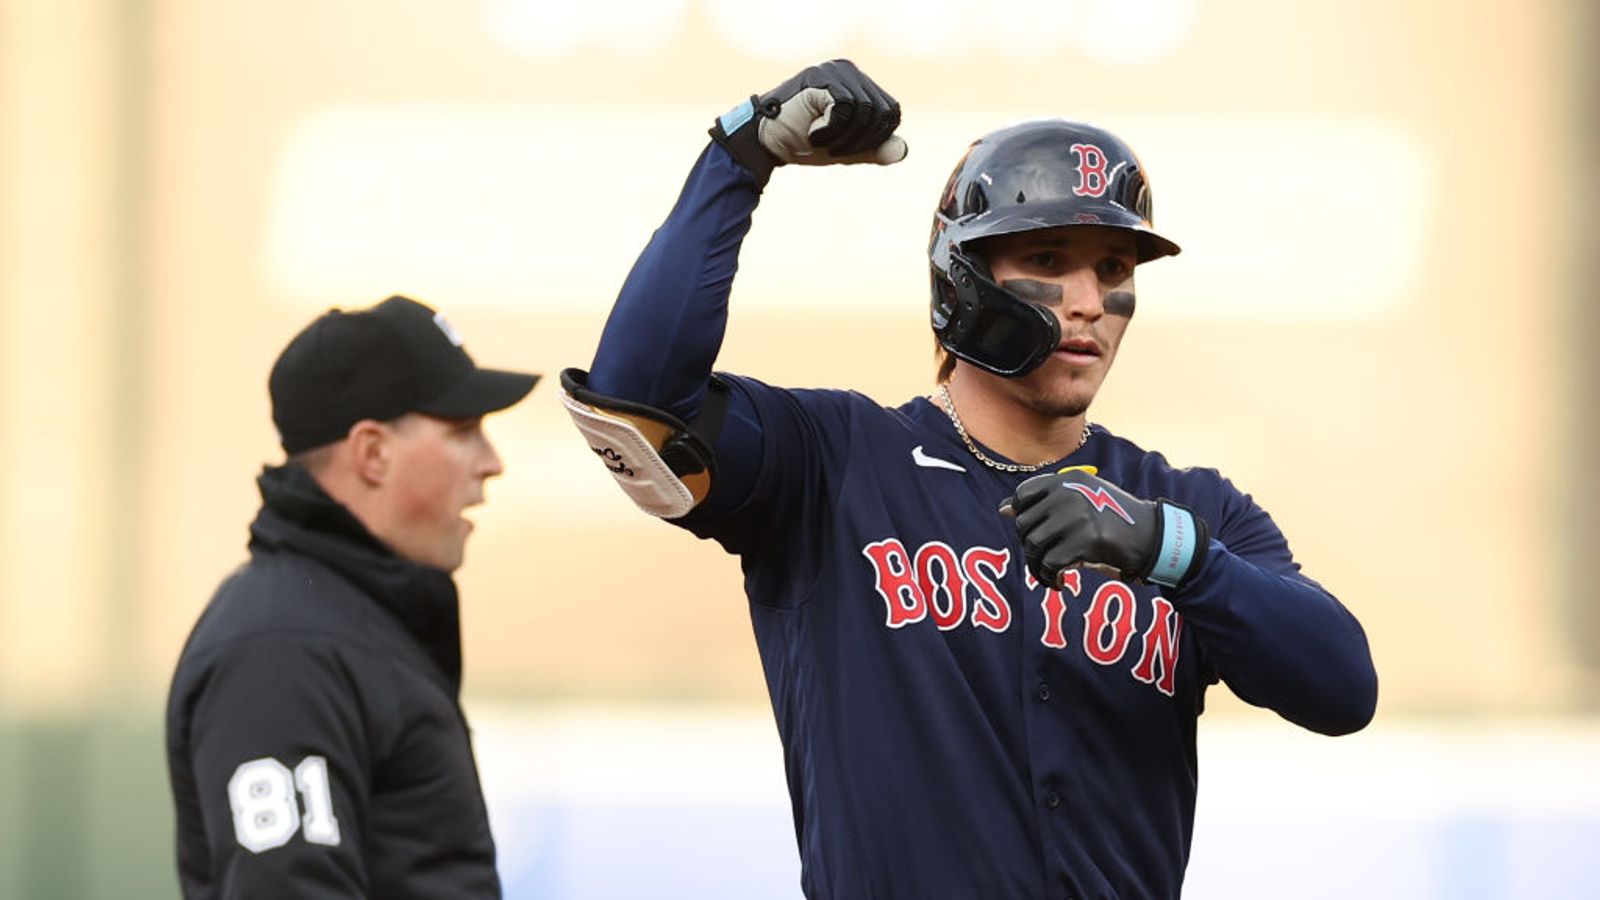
1000,468,1210,591
709,59,908,187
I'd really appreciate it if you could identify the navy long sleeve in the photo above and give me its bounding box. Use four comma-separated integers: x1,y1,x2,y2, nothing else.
1169,491,1377,735
589,143,757,418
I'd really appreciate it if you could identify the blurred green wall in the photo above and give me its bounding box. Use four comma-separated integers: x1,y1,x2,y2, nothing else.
0,716,176,898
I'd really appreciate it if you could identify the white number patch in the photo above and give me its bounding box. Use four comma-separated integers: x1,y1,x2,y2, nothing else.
228,755,343,853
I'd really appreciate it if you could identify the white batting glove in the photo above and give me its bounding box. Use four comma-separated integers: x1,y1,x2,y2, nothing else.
710,59,909,186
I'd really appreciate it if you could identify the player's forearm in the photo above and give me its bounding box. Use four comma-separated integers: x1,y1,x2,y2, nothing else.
1176,548,1378,735
588,142,761,422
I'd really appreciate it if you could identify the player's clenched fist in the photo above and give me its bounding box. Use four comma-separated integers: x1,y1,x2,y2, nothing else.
1001,468,1211,592
710,59,908,186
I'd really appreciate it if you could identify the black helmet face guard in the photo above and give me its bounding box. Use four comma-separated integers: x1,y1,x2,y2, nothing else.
932,246,1061,377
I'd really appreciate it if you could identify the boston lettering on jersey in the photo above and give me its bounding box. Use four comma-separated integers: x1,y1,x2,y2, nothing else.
861,537,1183,696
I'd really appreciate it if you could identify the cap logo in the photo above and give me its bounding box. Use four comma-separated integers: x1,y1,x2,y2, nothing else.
432,311,464,347
1070,142,1110,198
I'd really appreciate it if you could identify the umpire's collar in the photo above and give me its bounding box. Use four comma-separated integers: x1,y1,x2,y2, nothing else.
249,462,464,693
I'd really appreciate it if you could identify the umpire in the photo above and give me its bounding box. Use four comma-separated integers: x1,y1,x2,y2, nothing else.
165,295,537,898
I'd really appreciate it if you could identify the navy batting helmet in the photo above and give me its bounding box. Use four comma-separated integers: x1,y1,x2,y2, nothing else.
929,119,1181,377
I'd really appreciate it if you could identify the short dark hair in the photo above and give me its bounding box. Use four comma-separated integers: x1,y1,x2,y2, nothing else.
288,442,337,474
934,336,956,383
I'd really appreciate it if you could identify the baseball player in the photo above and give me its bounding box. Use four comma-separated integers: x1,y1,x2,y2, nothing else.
166,296,537,898
562,60,1377,899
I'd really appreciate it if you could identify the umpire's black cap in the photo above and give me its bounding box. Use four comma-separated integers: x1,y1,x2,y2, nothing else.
269,295,539,455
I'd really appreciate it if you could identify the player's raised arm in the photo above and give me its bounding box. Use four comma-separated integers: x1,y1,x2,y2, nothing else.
561,60,906,521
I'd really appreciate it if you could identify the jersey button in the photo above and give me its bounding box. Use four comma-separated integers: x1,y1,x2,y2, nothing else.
1045,790,1062,809
1036,682,1051,702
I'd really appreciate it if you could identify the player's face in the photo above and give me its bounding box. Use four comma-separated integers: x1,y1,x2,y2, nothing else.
376,413,505,572
977,225,1138,418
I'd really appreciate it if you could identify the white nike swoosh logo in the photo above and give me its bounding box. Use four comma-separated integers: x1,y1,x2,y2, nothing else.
912,445,966,473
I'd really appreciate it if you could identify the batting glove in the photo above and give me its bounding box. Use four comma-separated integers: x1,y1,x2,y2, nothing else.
1000,468,1211,592
710,59,909,187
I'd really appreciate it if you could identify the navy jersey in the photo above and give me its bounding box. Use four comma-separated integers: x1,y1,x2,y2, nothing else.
585,144,1376,900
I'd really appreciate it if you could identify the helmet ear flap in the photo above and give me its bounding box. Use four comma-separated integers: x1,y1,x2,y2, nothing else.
954,236,993,278
931,245,1061,378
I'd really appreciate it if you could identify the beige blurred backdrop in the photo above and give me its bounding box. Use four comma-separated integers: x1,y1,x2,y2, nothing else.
0,0,1594,896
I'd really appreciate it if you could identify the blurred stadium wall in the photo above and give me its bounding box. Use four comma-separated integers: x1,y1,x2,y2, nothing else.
1,0,1595,897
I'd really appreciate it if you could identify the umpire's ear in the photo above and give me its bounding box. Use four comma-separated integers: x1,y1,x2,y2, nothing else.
345,418,394,486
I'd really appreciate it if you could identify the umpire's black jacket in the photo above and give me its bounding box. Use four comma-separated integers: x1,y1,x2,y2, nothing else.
166,463,500,898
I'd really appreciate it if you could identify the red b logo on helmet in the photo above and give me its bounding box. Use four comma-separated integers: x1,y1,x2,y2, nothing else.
1071,143,1109,198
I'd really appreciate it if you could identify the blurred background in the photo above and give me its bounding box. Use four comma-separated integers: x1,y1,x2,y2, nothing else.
1,0,1595,896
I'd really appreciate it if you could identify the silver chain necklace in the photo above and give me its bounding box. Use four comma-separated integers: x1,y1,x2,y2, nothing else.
935,383,1090,474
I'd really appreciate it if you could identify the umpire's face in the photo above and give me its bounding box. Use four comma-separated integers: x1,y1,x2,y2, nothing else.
373,412,505,571
974,225,1139,419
